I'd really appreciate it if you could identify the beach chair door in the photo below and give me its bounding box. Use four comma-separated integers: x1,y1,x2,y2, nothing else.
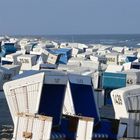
3,72,44,124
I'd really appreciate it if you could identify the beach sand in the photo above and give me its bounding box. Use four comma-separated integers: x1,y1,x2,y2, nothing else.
0,92,13,139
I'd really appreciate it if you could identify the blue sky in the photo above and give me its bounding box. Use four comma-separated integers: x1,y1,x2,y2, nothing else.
0,0,140,35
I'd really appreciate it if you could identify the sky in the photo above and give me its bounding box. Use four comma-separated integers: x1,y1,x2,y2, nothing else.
0,0,140,35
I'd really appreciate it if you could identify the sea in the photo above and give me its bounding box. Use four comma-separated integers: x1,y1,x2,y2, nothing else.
1,34,140,139
44,34,140,48
16,34,140,48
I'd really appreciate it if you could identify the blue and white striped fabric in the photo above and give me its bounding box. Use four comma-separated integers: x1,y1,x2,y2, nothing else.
93,133,108,139
51,132,66,140
51,132,109,139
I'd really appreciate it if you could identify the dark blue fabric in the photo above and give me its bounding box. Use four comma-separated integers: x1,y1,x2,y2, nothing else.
131,63,140,69
95,119,117,140
2,60,13,65
69,82,99,124
126,56,137,62
104,88,113,105
38,84,66,126
60,118,75,139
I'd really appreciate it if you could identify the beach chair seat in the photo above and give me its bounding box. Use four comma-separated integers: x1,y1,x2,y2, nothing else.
12,113,52,140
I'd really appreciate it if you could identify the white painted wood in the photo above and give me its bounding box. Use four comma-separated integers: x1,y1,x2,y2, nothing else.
111,85,140,120
122,69,140,86
0,65,20,90
32,119,44,140
16,116,28,140
5,52,22,65
105,65,123,73
123,62,131,71
93,71,99,89
69,74,92,85
112,47,124,53
63,82,75,115
47,53,59,64
106,53,119,65
13,114,52,140
3,72,44,124
127,113,140,138
44,75,68,85
17,54,37,70
80,60,98,68
42,120,52,140
76,117,94,140
71,47,79,56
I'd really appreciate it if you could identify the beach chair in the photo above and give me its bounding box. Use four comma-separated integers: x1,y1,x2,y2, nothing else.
67,74,117,140
38,74,94,140
4,71,95,140
112,85,140,139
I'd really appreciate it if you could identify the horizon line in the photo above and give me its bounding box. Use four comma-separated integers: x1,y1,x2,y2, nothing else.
1,33,140,37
